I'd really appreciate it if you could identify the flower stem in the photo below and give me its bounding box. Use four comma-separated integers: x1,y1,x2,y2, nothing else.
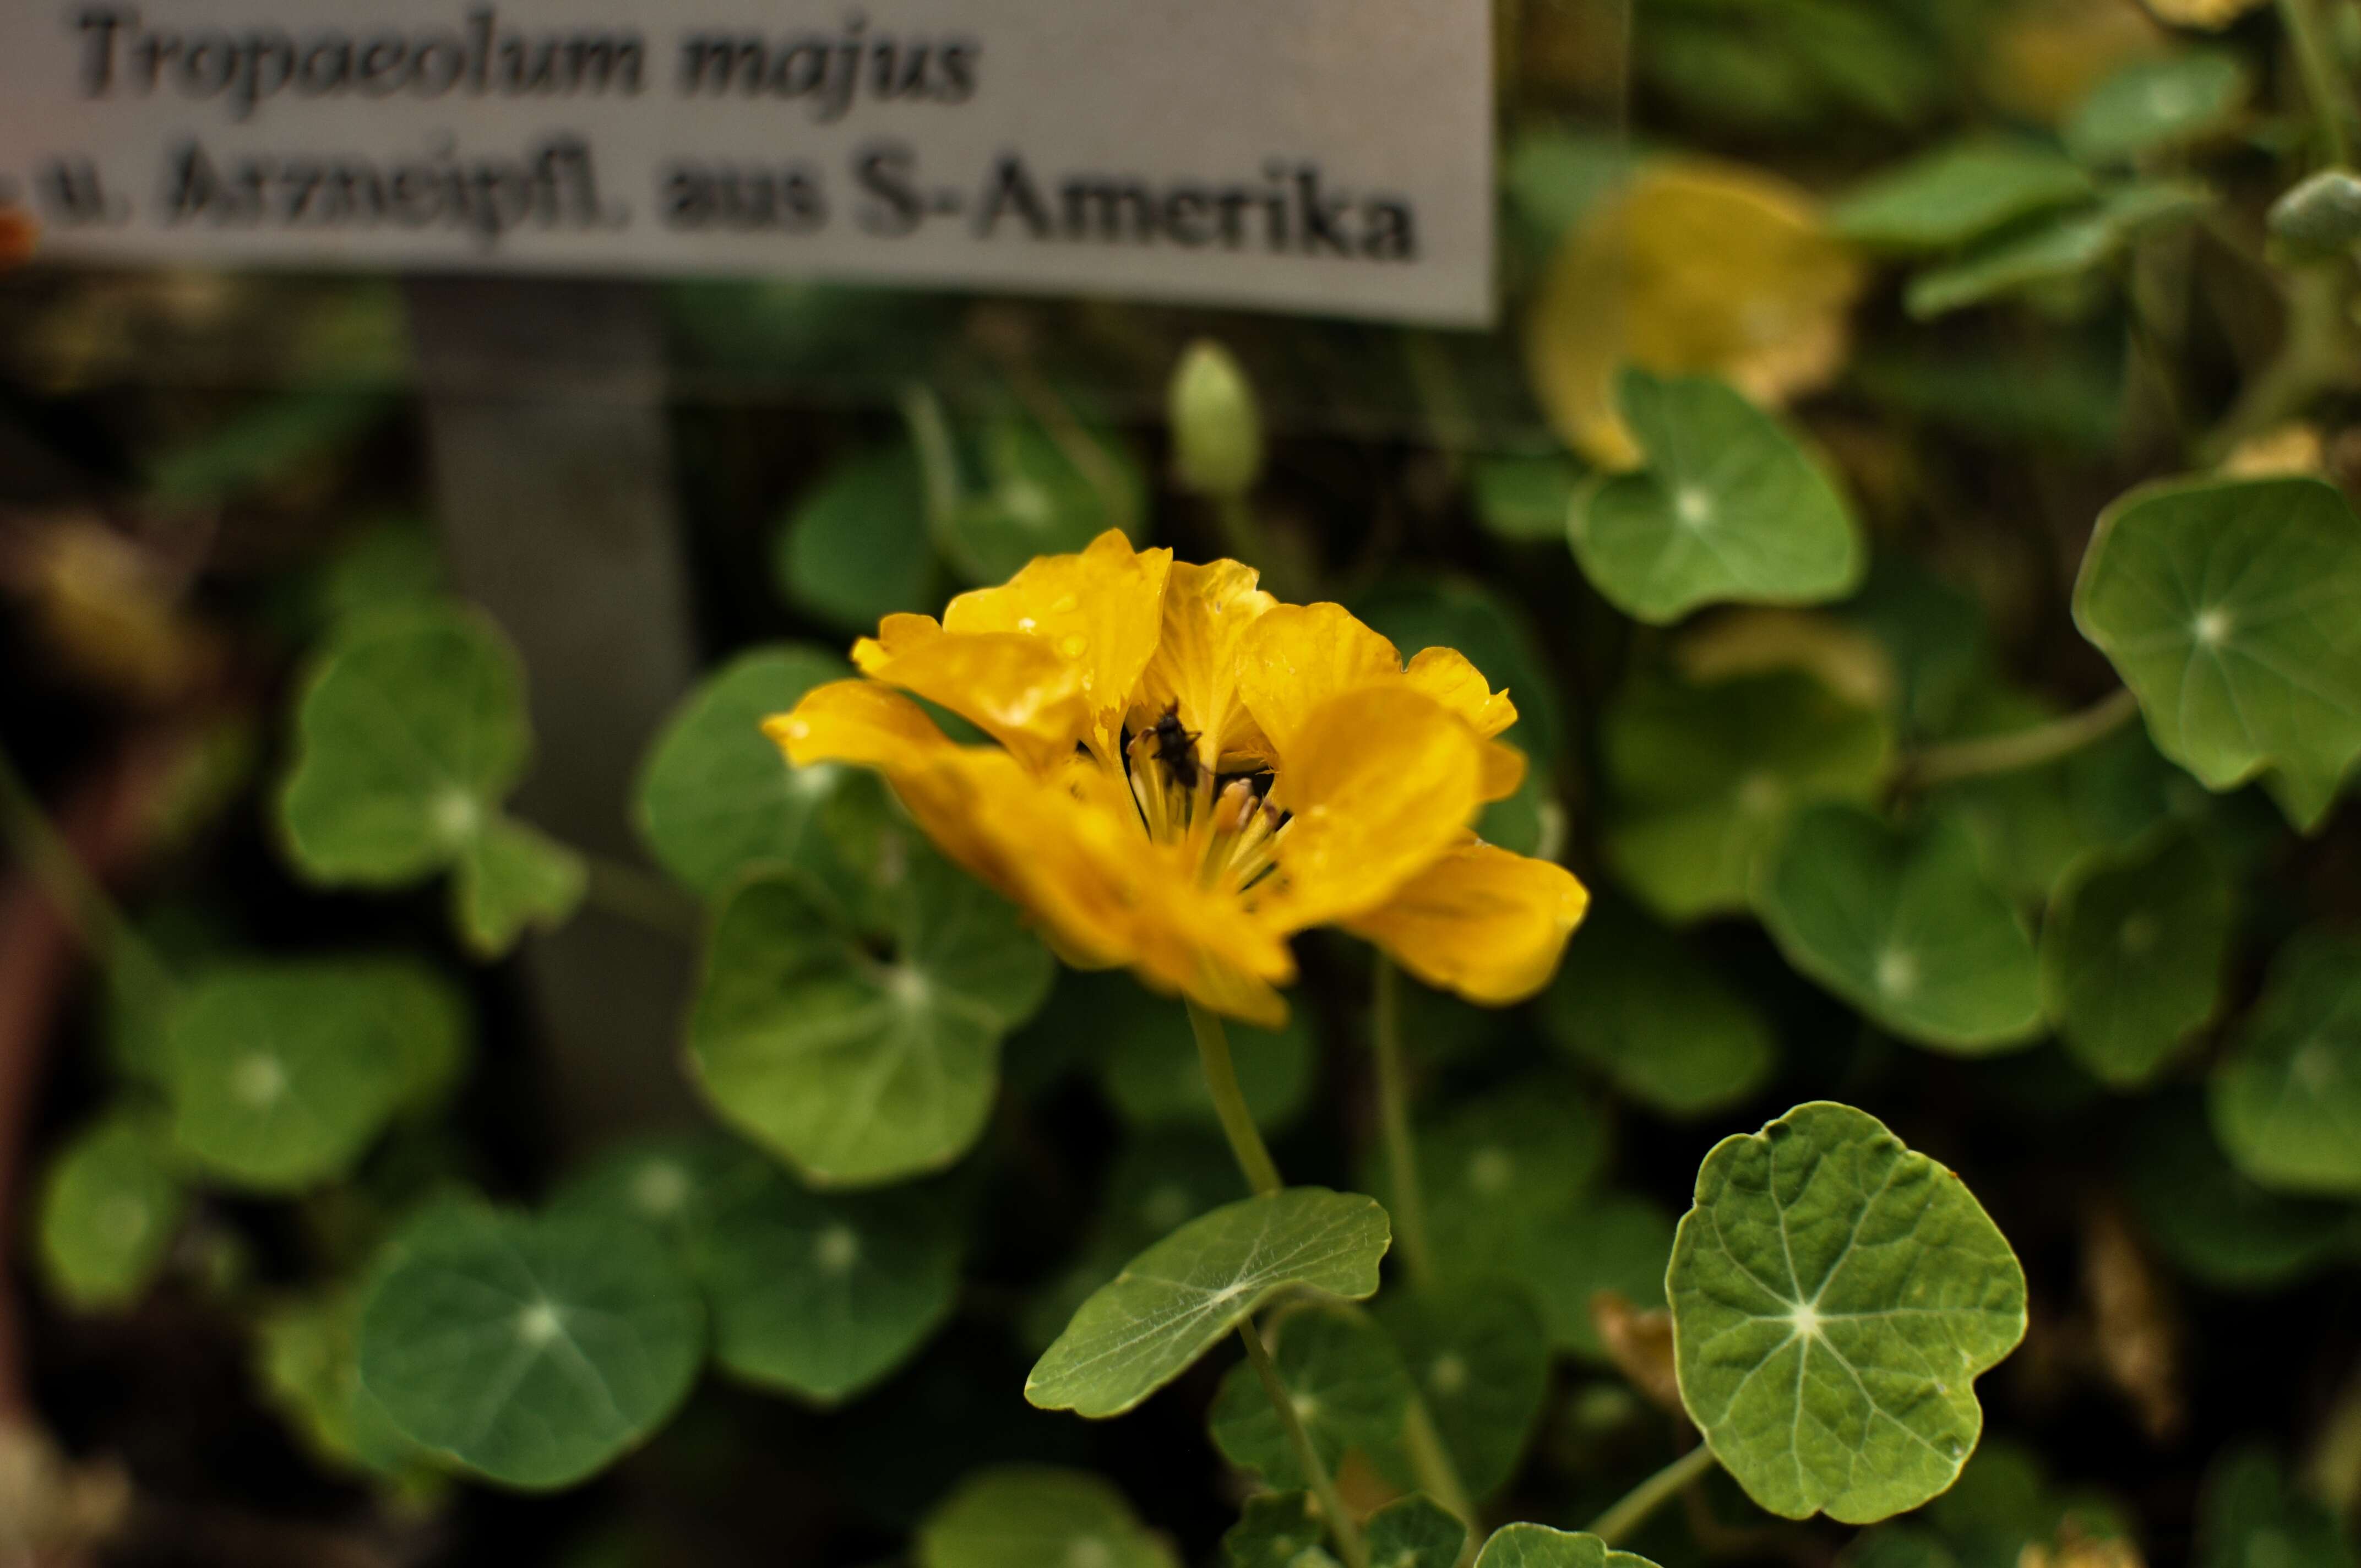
1898,688,2140,792
1370,957,1434,1286
1587,1442,1718,1547
1187,1000,1284,1197
577,850,701,941
1239,1317,1368,1568
2278,0,2355,167
0,746,173,1004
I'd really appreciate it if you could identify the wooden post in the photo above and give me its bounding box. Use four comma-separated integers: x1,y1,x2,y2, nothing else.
405,276,701,1150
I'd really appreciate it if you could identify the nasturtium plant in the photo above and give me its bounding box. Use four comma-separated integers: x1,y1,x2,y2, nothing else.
2064,53,2249,166
2038,830,2233,1086
2209,930,2361,1196
36,1114,185,1309
1472,455,1585,544
1543,899,1777,1117
1208,1303,1414,1488
2118,1098,2361,1291
1754,805,2045,1052
1905,182,2215,319
1364,1495,1469,1568
774,442,937,633
1223,1491,1335,1568
687,840,1053,1186
1518,1191,1679,1362
2074,476,2361,830
1667,1103,2028,1523
276,602,585,956
1475,1525,1660,1568
1091,972,1314,1133
1027,1188,1390,1418
917,1465,1178,1568
1603,669,1892,921
1573,369,1863,624
1391,1074,1611,1277
634,643,860,898
167,961,422,1191
1829,135,2091,252
933,413,1146,587
2195,1445,2359,1568
1375,1284,1552,1500
357,1201,705,1490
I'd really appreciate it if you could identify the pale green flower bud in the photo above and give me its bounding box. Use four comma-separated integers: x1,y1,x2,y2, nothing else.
1167,340,1264,500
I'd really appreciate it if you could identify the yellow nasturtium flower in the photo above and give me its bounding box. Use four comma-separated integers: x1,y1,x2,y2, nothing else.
1527,160,1863,467
767,532,1588,1026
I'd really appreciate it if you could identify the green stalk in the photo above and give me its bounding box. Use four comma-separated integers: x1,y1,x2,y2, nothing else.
1240,1318,1369,1568
1898,688,2139,792
1586,1442,1719,1547
2278,0,2355,167
1370,957,1434,1285
1402,1395,1479,1542
1187,1000,1284,1197
0,746,174,1003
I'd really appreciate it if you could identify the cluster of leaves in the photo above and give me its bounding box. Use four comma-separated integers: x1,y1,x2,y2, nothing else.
14,0,2361,1563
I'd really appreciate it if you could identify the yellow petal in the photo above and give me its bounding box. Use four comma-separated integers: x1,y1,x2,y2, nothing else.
848,614,1092,774
944,529,1173,759
1258,686,1485,931
1346,840,1591,1005
1402,646,1527,802
1235,602,1402,774
1134,557,1278,769
1527,160,1862,466
767,679,953,772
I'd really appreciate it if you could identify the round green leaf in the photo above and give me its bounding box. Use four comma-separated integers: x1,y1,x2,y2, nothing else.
1366,1495,1470,1568
919,1465,1178,1568
256,1286,438,1484
774,443,936,632
1210,1303,1414,1488
278,604,532,885
1476,1525,1661,1568
356,1204,704,1490
1829,136,2093,252
1377,1283,1551,1500
1543,899,1777,1117
168,962,413,1191
2074,476,2361,831
1022,1132,1246,1354
2210,930,2361,1195
452,814,585,958
688,843,1053,1186
1026,1187,1391,1418
1223,1491,1337,1568
1754,805,2044,1053
690,1154,961,1404
633,644,861,897
1091,972,1313,1133
2065,53,2248,166
1574,371,1863,625
37,1115,186,1310
2119,1098,2358,1291
548,1132,747,1251
1382,1075,1611,1282
1604,671,1892,922
1513,1191,1677,1362
2038,831,2232,1086
1668,1102,2028,1523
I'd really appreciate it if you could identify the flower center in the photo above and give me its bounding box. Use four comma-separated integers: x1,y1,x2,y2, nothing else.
1120,720,1285,897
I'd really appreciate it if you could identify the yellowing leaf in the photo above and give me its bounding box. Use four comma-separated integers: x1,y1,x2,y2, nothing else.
1526,161,1863,467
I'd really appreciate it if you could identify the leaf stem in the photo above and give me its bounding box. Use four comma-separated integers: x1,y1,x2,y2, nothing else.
1239,1317,1369,1568
1187,1000,1285,1197
1898,688,2140,792
0,746,174,1003
576,850,703,941
2278,0,2355,167
1370,957,1434,1285
1587,1442,1719,1547
1402,1394,1479,1542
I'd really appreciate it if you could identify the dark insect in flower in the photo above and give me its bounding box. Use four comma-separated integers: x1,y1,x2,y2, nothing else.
1149,703,1202,791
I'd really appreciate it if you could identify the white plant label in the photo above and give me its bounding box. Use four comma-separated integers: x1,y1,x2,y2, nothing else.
0,2,1495,324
